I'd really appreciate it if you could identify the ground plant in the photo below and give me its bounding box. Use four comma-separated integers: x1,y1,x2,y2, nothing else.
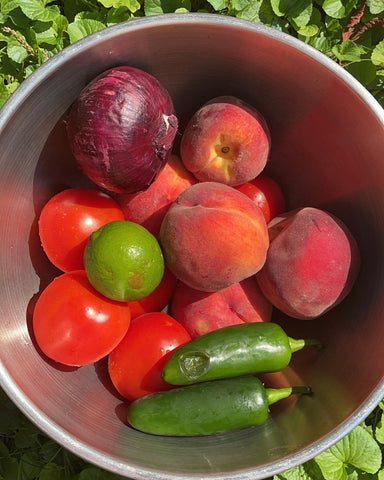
0,0,383,479
0,0,383,108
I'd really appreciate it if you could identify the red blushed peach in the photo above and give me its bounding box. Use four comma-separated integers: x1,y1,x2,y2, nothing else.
159,182,269,292
256,207,361,320
117,154,197,238
180,96,271,186
171,277,272,338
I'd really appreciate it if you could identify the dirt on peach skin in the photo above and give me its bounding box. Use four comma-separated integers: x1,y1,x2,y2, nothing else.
171,276,272,338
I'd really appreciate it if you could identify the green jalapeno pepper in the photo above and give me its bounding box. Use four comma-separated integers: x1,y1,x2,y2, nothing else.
127,376,312,436
162,322,321,385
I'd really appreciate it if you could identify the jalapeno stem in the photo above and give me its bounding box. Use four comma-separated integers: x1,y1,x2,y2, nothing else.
266,385,313,406
289,337,323,353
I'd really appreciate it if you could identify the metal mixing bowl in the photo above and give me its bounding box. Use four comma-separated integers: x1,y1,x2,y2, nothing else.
1,12,384,480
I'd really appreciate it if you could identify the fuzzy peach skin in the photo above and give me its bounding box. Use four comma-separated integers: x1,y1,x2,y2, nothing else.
256,207,361,320
117,154,197,238
180,96,271,186
171,276,272,338
159,182,269,292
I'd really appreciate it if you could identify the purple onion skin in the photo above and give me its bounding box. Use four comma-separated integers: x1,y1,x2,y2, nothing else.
66,66,178,194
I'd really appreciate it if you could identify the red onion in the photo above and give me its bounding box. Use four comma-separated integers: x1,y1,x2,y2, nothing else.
66,66,178,194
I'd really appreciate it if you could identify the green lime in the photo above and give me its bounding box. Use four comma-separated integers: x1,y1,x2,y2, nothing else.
84,220,164,302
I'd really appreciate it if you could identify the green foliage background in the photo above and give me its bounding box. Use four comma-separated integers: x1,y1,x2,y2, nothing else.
0,1,384,479
0,0,383,107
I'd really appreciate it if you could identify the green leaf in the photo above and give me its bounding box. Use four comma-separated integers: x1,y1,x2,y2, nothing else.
0,82,11,108
271,0,312,26
67,19,106,43
259,0,285,26
207,0,228,9
0,388,27,434
0,456,19,480
7,35,30,62
15,428,39,449
33,21,59,45
322,0,358,18
269,0,281,16
291,5,313,27
276,458,323,479
347,60,377,85
297,6,322,37
324,16,343,36
231,0,252,12
106,6,134,24
379,468,384,480
314,426,382,479
54,13,70,33
0,441,19,480
38,440,62,464
19,0,61,21
24,62,40,77
298,24,319,36
98,0,141,11
49,14,69,51
375,413,384,443
8,6,30,28
19,452,42,479
74,10,106,21
332,39,364,62
78,466,127,479
0,31,9,43
0,0,20,15
144,0,192,14
372,39,384,66
39,462,66,480
367,0,384,14
0,441,9,457
234,0,262,20
144,0,163,15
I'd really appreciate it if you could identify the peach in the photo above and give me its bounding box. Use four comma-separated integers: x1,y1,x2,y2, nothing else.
180,96,271,186
117,154,197,238
256,207,361,320
171,277,272,338
159,182,269,292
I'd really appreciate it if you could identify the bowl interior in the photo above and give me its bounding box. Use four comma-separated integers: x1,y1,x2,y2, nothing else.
1,13,384,480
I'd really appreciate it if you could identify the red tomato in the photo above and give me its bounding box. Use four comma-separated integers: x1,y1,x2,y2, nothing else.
108,312,191,401
127,267,177,319
33,270,131,366
38,188,125,272
235,174,286,223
